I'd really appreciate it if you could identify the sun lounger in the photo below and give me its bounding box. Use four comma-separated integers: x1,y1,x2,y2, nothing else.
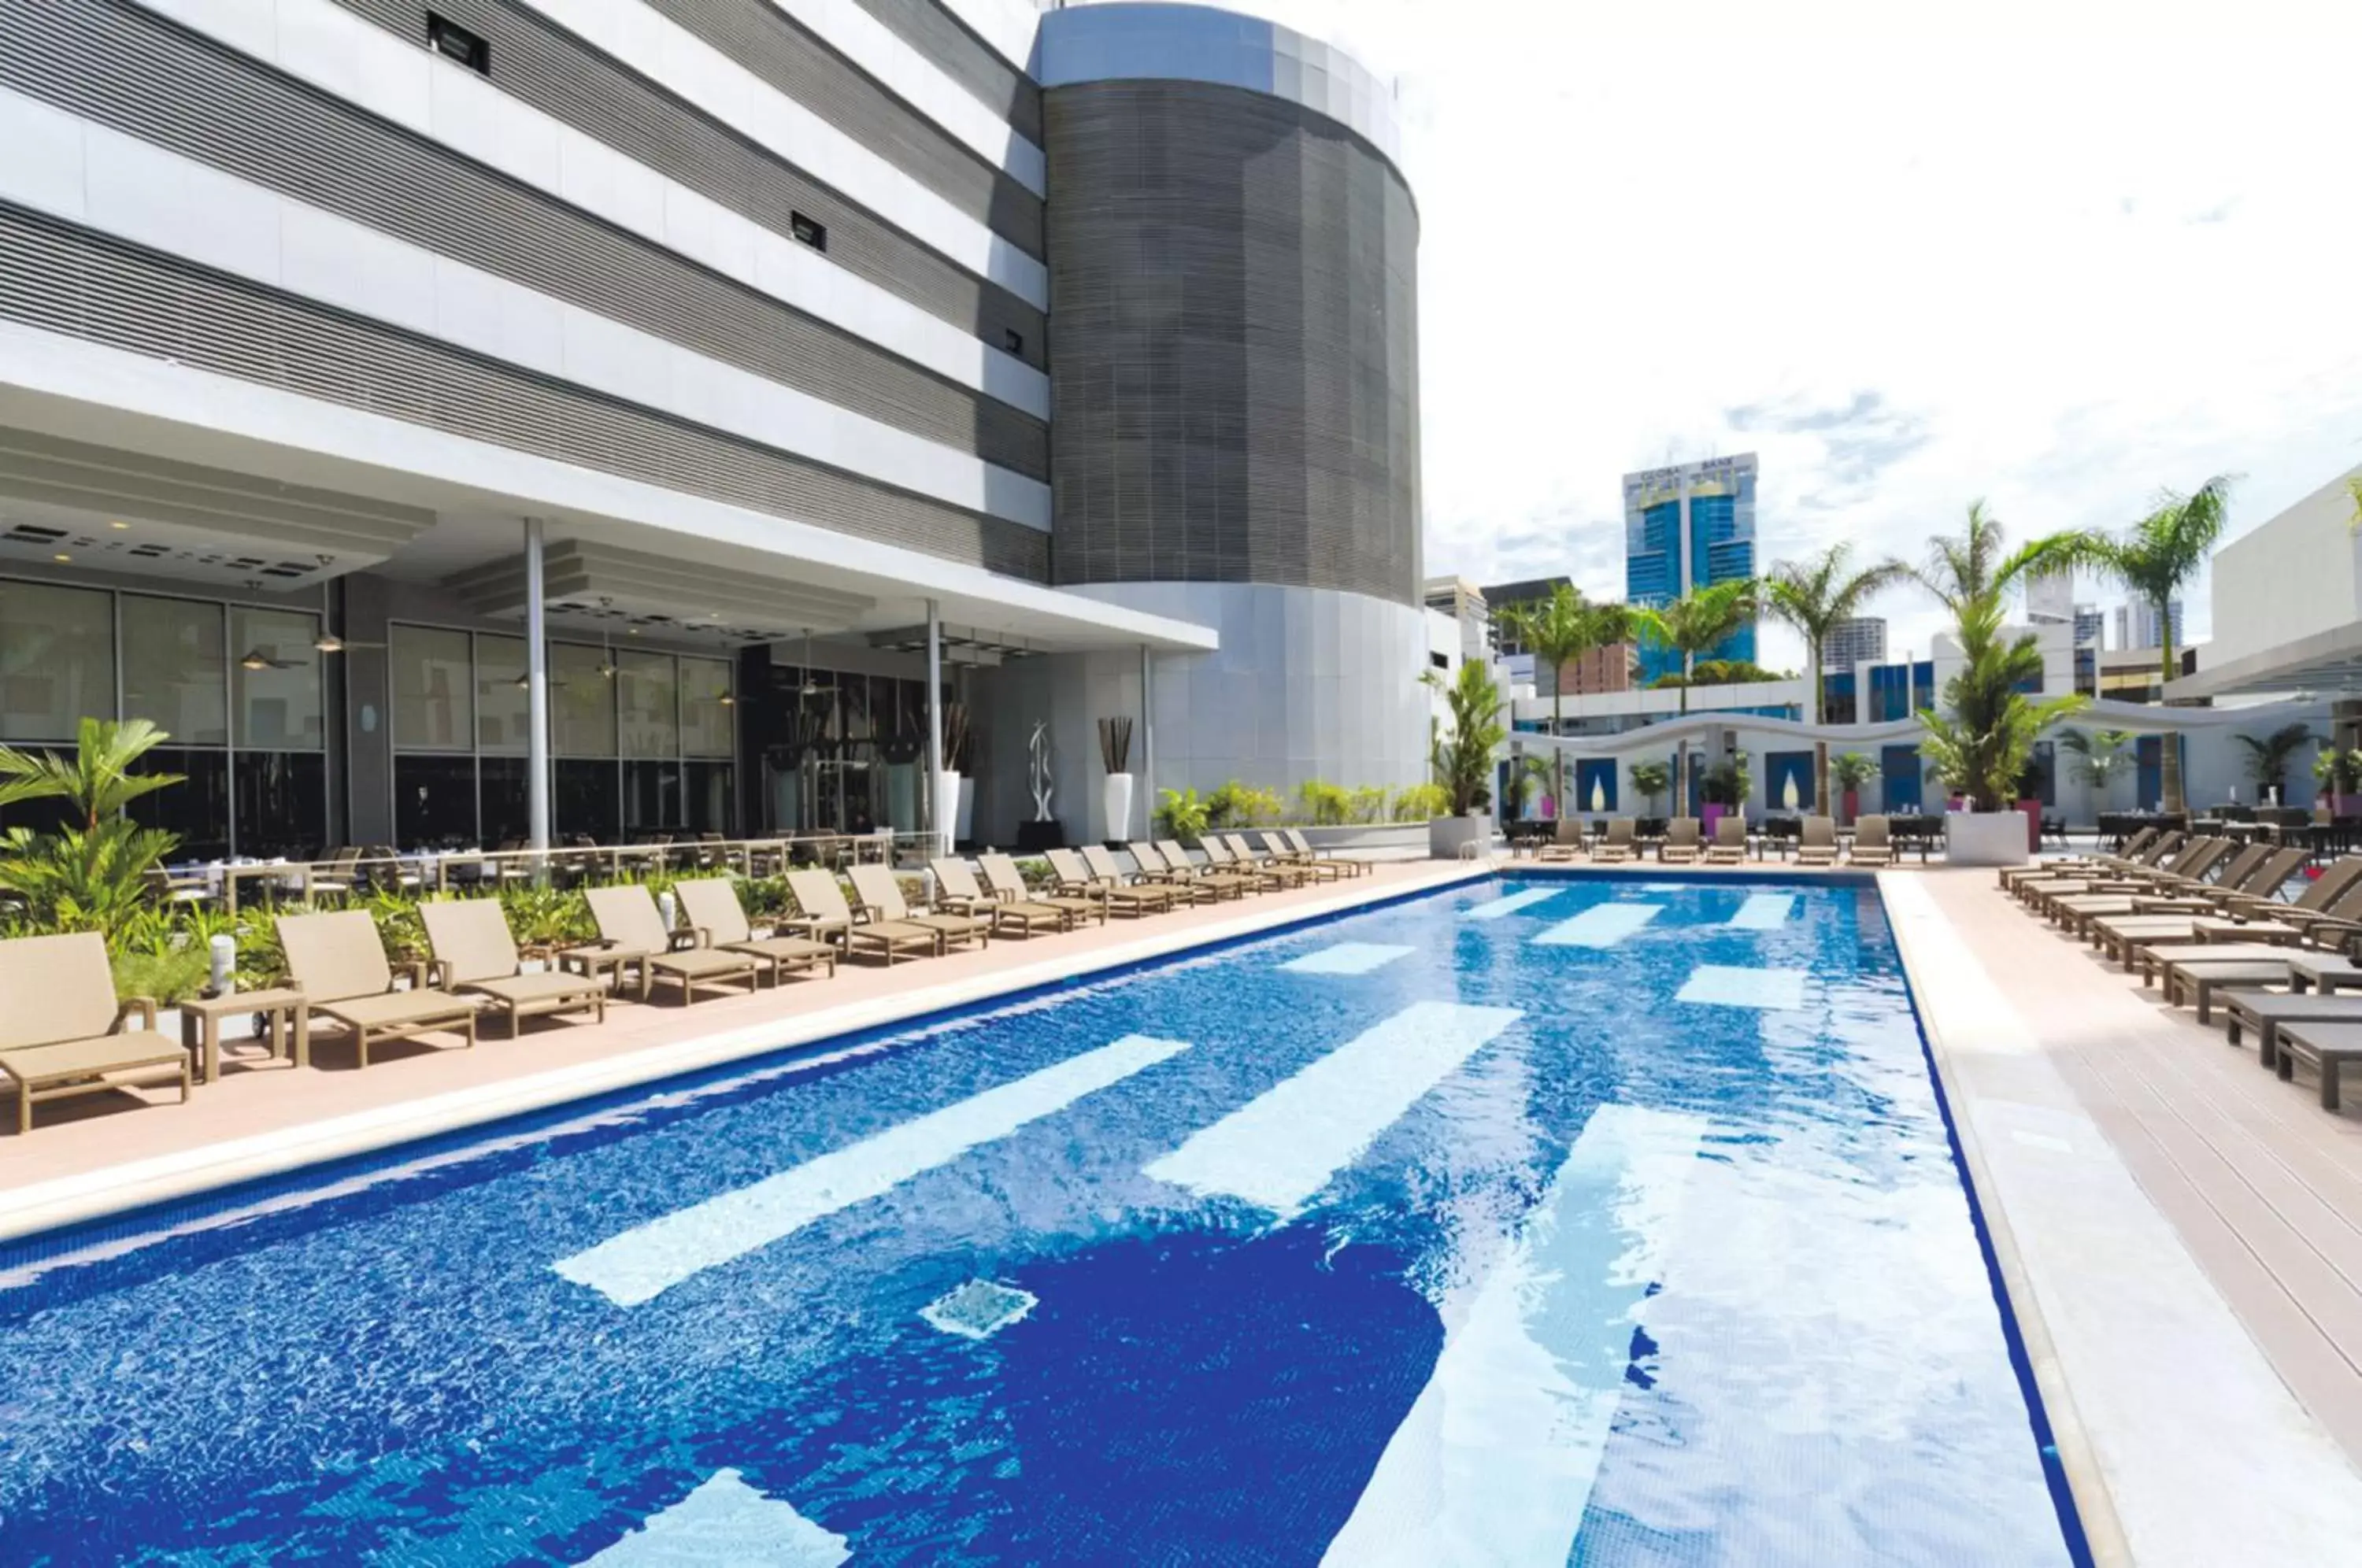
2013,832,2216,905
420,898,606,1036
1591,817,1638,864
2023,838,2233,919
1220,834,1312,887
932,857,1072,936
673,878,838,985
1198,834,1287,890
1536,819,1585,863
1131,841,1246,901
1256,831,1349,882
279,908,479,1067
849,864,991,953
583,885,761,1000
1998,826,2170,890
979,852,1104,926
1161,840,1266,897
2223,992,2362,1068
1846,815,1895,868
2266,1019,2362,1109
783,870,942,964
1702,815,1749,865
1788,815,1838,868
0,931,183,1133
1042,847,1161,914
1283,828,1372,876
1076,845,1183,911
1659,817,1703,865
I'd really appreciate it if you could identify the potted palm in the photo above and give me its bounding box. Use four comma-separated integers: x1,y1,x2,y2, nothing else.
1912,504,2086,867
1829,751,1875,825
1628,758,1671,818
1426,660,1507,858
1627,578,1757,813
2231,723,2322,810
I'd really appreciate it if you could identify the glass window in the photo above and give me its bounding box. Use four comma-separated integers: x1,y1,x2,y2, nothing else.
476,634,529,756
552,642,618,757
130,747,231,861
235,749,328,856
617,652,676,758
231,607,324,750
121,595,228,745
556,759,619,843
0,580,113,741
392,624,473,751
624,760,680,836
395,754,479,849
683,761,734,834
679,656,735,759
478,756,530,845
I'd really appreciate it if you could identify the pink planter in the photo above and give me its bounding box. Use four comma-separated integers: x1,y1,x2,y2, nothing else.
1701,802,1728,835
2016,799,2041,851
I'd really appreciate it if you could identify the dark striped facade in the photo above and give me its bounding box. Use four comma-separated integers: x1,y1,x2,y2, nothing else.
1042,80,1422,607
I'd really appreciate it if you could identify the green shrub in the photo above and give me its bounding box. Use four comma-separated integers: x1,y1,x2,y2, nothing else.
1348,785,1388,824
499,884,590,949
1207,779,1283,828
361,887,429,967
1298,779,1351,826
1390,782,1450,821
111,944,213,1005
1156,787,1211,841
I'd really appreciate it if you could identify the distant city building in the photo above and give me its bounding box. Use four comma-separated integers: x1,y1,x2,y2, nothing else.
2024,569,2075,625
1556,643,1635,695
2114,599,2186,651
1422,575,1492,667
1478,576,1632,699
2073,604,2107,649
1820,616,1887,670
1623,453,1758,682
1481,576,1571,660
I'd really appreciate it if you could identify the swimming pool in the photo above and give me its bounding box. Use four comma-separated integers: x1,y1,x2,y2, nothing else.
0,875,2085,1565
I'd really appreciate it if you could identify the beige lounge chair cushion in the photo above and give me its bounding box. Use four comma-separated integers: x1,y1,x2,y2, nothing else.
279,910,397,1004
0,1034,184,1086
0,931,131,1049
649,947,758,979
726,934,837,966
317,989,476,1030
420,898,526,986
465,972,604,1008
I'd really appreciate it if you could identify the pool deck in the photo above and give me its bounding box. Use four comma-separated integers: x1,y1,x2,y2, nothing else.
0,860,1483,1241
1890,868,2362,1567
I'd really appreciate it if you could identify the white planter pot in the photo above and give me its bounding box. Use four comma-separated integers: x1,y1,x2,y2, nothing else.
1427,812,1493,860
1945,810,2031,867
1102,772,1135,843
956,777,976,845
934,769,963,854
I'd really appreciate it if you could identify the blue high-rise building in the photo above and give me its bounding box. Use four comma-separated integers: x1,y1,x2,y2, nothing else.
1623,454,1759,683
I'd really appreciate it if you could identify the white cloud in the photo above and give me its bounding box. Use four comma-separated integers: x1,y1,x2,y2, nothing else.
1070,0,2362,667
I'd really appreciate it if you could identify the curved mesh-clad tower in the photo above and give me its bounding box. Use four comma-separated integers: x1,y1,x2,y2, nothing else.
1027,2,1428,801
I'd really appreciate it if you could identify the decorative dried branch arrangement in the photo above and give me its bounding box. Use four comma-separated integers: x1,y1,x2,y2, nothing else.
1098,716,1133,775
942,701,973,774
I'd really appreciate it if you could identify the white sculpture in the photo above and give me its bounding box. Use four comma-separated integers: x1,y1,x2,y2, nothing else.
1028,720,1055,822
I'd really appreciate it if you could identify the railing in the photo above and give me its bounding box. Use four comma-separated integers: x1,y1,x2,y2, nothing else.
157,832,941,915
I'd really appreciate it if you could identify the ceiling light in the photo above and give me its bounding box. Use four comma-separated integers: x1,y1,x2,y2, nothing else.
315,634,343,653
51,553,69,563
108,520,129,531
718,692,735,707
239,649,272,671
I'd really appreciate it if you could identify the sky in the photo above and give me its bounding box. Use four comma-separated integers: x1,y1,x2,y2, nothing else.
1077,0,2362,668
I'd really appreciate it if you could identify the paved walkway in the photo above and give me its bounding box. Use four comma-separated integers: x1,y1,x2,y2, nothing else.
0,862,1478,1237
1889,869,2362,1567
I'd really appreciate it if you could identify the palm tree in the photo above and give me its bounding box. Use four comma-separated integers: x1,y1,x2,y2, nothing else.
0,716,183,828
1908,499,2080,613
2232,722,2322,805
1628,577,1758,811
1920,591,2086,809
1495,585,1628,816
2045,476,2235,814
1760,542,1909,815
2056,727,2137,798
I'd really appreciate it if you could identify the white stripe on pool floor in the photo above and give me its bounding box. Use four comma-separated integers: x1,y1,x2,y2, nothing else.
1464,887,1564,921
1727,893,1796,930
1143,1000,1522,1219
1534,903,1663,948
1675,964,1808,1010
578,1469,849,1566
553,1034,1189,1305
1319,1104,1709,1567
1282,942,1415,975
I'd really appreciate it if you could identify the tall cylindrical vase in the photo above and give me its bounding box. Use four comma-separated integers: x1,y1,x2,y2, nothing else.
935,769,962,854
1103,772,1135,845
956,777,976,845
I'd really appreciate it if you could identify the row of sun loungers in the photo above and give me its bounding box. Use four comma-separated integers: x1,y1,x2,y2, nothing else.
1531,814,1892,868
2001,829,2362,1109
0,830,1372,1133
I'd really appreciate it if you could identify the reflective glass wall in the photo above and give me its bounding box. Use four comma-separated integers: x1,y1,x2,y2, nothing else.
0,578,326,856
388,623,734,846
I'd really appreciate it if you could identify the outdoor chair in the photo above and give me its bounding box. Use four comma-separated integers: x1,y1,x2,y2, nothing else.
582,885,761,1002
1795,816,1838,868
932,857,1072,936
1256,831,1349,882
1702,815,1749,865
1220,834,1311,887
1849,815,1895,869
1078,845,1183,911
279,908,479,1068
1046,848,1169,915
673,878,838,986
848,864,991,954
1593,817,1639,864
1129,842,1240,902
980,852,1103,926
1659,817,1703,865
1536,819,1585,863
1159,840,1264,898
0,930,183,1134
1282,828,1372,876
783,870,941,965
420,898,606,1036
1198,835,1288,891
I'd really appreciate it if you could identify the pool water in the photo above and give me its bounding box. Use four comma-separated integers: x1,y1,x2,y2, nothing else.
0,875,2085,1566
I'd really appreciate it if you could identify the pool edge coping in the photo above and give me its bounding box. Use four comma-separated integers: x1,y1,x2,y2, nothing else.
1880,869,2131,1568
0,863,1494,1246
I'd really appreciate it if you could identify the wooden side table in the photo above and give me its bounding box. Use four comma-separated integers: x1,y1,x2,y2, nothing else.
179,988,310,1084
559,945,651,1003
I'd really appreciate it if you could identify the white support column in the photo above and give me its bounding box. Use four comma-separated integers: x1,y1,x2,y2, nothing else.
524,517,551,854
926,600,948,855
1139,642,1155,832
